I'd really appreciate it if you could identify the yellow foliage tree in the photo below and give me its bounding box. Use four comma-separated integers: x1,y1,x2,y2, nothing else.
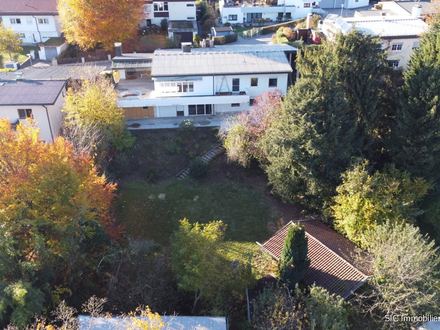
57,0,145,50
62,77,133,152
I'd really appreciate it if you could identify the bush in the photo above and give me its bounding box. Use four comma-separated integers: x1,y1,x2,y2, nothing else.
146,167,159,183
160,19,168,32
189,157,208,178
178,119,196,137
261,17,306,35
213,33,238,45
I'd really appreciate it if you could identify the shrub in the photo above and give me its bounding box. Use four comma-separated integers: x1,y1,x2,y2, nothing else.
189,157,208,178
146,167,158,183
178,119,196,137
261,17,306,35
213,33,238,45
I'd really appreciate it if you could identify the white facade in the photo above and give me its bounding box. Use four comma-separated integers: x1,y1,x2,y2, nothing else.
1,15,62,44
143,0,196,26
320,15,428,69
0,93,64,142
219,0,320,24
114,45,294,118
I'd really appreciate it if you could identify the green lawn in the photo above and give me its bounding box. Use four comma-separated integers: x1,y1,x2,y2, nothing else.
0,46,39,68
115,179,271,246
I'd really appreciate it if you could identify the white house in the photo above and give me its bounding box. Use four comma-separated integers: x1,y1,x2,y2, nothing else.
112,44,295,119
0,80,66,142
0,0,62,45
319,0,368,10
143,0,197,42
320,14,428,69
355,1,434,19
219,0,321,25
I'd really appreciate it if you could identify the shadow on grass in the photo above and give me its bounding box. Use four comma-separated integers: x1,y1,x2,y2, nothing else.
115,178,271,246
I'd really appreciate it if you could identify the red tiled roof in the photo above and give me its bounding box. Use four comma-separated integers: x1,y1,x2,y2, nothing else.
259,220,372,299
0,0,58,15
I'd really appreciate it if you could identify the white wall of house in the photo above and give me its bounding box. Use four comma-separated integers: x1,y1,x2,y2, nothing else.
345,0,369,9
382,37,419,69
220,1,316,24
0,103,63,142
1,15,61,44
169,2,196,20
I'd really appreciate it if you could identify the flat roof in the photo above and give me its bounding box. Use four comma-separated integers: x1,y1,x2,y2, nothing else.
326,14,428,38
0,80,65,106
79,316,228,330
152,44,295,77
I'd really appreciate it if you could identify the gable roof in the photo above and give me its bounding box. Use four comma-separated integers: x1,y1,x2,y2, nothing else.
0,0,58,15
151,44,295,77
259,220,372,299
0,80,66,106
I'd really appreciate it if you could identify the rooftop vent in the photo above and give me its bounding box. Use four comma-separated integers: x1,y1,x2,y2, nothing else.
114,42,122,56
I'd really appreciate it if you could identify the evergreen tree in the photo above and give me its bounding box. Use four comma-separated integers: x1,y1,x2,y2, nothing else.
260,41,357,208
278,224,310,290
389,22,440,181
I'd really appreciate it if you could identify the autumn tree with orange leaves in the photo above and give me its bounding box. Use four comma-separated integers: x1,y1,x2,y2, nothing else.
0,120,119,328
57,0,145,50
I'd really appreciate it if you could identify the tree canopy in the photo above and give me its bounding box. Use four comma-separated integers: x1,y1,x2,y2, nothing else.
57,0,145,50
0,119,117,327
62,76,134,154
331,162,430,246
278,224,310,290
0,22,22,61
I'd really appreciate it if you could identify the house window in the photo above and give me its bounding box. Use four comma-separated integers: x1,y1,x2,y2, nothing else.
153,2,168,11
18,109,33,119
38,18,49,24
229,15,238,21
251,78,258,87
250,99,255,106
232,78,240,92
412,41,419,50
391,43,403,51
159,81,194,93
231,103,240,107
19,33,25,38
387,60,400,68
304,3,311,7
187,3,194,6
188,104,212,115
10,18,21,24
269,78,277,87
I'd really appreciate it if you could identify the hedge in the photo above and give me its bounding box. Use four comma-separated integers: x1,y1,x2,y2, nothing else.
260,17,307,35
213,33,238,45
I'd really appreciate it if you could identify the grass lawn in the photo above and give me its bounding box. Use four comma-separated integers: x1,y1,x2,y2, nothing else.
116,178,271,246
0,46,39,68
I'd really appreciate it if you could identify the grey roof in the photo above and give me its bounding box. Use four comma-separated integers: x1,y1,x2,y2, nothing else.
78,316,228,330
0,80,66,106
393,1,434,15
0,0,58,15
0,62,111,81
355,9,398,17
151,44,295,77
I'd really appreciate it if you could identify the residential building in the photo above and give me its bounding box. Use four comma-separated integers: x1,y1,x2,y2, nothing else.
355,1,434,19
320,0,368,10
320,14,428,69
112,43,295,119
79,315,228,330
219,0,322,25
258,220,372,299
0,79,66,142
0,0,62,45
143,0,197,42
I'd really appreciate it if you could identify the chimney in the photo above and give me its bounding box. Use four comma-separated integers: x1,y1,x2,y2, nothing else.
15,72,23,81
412,4,422,17
306,13,313,29
114,42,122,56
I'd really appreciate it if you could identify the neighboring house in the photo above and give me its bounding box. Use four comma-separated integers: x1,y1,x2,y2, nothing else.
79,315,229,330
320,0,368,10
112,43,295,119
320,14,428,69
143,0,197,42
355,1,434,19
0,79,66,142
219,0,322,25
0,0,62,45
258,220,372,299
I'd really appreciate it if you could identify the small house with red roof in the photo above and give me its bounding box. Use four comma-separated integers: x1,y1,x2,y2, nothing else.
258,219,373,299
